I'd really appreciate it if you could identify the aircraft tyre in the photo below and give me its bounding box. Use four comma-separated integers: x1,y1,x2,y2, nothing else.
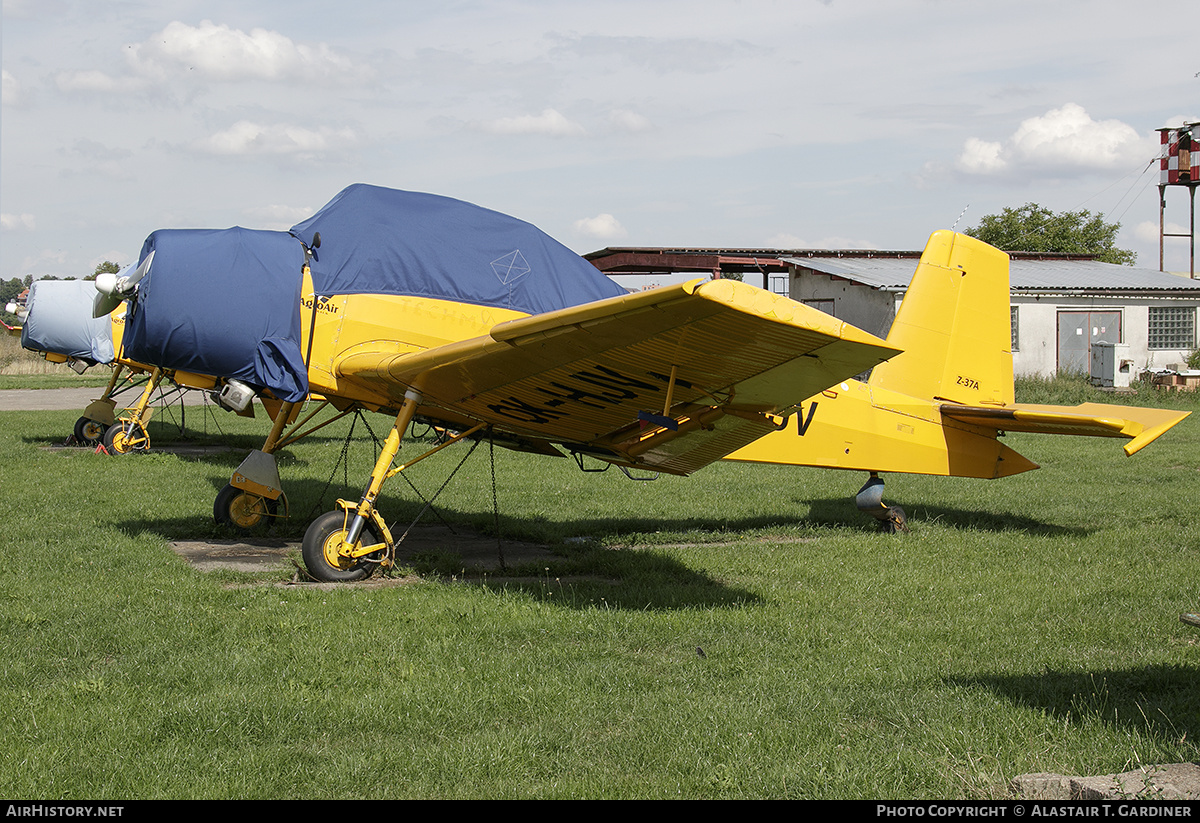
302,510,382,583
74,416,105,445
884,505,909,534
103,421,147,455
213,484,279,532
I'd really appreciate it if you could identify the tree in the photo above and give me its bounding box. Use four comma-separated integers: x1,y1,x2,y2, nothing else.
90,261,120,281
964,203,1136,266
0,277,24,306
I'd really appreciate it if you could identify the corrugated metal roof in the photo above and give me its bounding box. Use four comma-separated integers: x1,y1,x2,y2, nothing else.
781,255,1200,293
781,256,916,290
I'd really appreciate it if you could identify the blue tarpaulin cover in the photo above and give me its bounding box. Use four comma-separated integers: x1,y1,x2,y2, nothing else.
122,227,309,402
21,279,115,365
121,186,627,404
290,184,628,312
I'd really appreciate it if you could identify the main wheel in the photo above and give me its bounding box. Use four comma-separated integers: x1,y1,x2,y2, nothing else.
74,416,106,445
302,510,384,583
213,483,279,532
103,421,148,454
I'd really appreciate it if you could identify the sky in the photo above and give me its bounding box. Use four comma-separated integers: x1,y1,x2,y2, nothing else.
3,0,1199,288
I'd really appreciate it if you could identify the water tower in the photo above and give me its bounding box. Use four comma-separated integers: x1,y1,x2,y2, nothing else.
1158,122,1200,276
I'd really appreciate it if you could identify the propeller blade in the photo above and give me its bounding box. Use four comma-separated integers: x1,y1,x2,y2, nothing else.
92,291,123,318
124,250,154,290
91,255,151,318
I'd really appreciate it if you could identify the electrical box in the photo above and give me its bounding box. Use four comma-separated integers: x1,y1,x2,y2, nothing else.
1090,341,1132,389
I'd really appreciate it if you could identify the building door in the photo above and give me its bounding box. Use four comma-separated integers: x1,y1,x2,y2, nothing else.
1057,310,1122,374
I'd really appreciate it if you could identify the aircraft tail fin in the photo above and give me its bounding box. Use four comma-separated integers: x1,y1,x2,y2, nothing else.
867,231,1014,406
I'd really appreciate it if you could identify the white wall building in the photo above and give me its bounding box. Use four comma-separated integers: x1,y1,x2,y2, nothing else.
782,252,1200,378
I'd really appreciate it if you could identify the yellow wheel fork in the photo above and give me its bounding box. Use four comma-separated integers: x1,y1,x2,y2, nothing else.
105,367,164,453
341,389,424,555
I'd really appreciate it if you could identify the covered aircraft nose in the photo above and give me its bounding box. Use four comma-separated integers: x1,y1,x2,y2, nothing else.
121,227,310,403
22,279,116,365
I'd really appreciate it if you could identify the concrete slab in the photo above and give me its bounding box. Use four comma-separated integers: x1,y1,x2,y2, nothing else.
170,524,558,581
0,386,211,411
1011,762,1200,800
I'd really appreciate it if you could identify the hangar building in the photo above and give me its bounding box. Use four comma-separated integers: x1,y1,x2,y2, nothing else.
586,246,1200,379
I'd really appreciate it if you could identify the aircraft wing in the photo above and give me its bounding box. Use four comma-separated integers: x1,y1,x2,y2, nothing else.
334,278,900,475
939,402,1190,456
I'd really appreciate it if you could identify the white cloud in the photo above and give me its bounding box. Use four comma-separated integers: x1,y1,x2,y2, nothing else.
608,109,653,132
242,204,316,229
1,213,37,231
55,69,147,95
956,138,1005,174
479,108,587,137
1160,115,1200,130
955,103,1151,179
2,70,24,107
765,232,877,250
195,121,357,158
19,249,68,274
573,213,627,240
127,20,367,84
54,20,367,96
1,0,49,19
1134,219,1190,244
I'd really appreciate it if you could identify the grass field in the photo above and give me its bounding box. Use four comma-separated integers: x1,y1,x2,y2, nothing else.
0,377,1198,799
0,329,114,387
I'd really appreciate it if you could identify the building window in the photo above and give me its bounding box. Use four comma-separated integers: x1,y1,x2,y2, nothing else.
1010,306,1019,352
802,298,835,316
769,273,789,296
1148,306,1195,350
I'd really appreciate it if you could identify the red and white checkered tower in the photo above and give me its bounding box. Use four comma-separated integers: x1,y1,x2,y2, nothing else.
1158,123,1200,276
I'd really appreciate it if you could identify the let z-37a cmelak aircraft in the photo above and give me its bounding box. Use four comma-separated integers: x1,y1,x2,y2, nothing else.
92,184,1187,582
16,277,232,452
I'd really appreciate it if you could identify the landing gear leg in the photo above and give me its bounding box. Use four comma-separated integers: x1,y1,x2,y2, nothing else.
102,367,164,455
75,365,126,444
300,385,486,583
855,472,909,533
302,388,423,582
214,400,296,532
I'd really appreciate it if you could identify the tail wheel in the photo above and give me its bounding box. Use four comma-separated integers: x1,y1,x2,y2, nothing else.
884,505,909,534
301,510,384,583
74,416,106,445
213,484,279,532
103,421,148,455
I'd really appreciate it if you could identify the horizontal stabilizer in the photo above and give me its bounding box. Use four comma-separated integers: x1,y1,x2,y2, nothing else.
940,402,1190,456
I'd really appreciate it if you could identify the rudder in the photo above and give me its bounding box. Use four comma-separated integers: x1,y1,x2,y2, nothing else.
868,231,1013,407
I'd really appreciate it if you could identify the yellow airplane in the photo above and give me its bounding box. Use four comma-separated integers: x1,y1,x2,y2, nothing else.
102,186,1187,583
724,231,1189,530
16,277,237,452
104,186,904,580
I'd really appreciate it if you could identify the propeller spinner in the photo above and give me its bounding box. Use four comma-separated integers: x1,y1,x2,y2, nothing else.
93,251,154,317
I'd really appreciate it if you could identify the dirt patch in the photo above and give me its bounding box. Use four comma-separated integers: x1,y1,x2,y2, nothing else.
170,537,299,574
170,524,560,585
